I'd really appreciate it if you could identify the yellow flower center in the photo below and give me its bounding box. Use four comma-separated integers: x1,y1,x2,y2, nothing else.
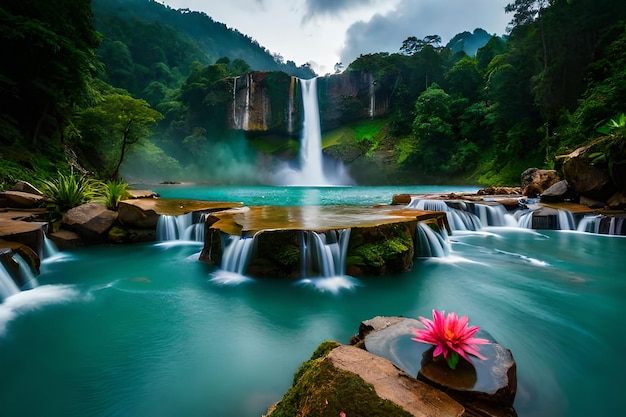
445,328,456,340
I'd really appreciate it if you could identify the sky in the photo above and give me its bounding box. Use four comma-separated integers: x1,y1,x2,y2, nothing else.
157,0,512,75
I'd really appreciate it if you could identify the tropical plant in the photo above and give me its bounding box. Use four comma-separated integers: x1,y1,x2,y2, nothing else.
100,180,130,210
39,170,103,219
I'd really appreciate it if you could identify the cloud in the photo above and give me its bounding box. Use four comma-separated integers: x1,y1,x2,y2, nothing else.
303,0,379,21
339,0,510,66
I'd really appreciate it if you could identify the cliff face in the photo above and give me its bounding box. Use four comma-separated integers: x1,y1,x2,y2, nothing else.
228,70,386,135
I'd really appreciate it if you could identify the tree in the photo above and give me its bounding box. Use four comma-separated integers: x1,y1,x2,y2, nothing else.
78,94,162,179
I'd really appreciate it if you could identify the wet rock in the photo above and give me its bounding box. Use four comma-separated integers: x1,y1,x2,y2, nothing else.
364,317,517,417
579,195,606,209
521,168,560,197
62,203,118,242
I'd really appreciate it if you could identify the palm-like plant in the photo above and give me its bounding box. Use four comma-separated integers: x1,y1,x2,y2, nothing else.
39,170,103,218
100,180,130,211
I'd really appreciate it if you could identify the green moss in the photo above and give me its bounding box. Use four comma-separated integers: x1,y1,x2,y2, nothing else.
270,341,412,417
346,223,413,269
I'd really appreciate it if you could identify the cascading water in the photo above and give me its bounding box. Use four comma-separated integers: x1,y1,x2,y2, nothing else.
415,222,450,258
577,214,625,235
220,234,256,275
13,254,38,290
0,260,20,301
302,229,351,278
156,213,204,241
297,77,326,185
407,198,482,231
272,78,353,186
557,209,576,230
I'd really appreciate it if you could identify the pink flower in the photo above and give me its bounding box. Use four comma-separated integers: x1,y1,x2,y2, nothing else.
411,309,489,369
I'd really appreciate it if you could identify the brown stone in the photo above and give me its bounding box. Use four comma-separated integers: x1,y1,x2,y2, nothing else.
11,181,43,196
48,229,84,250
520,168,560,197
606,192,626,209
0,191,46,209
62,203,118,242
326,345,465,417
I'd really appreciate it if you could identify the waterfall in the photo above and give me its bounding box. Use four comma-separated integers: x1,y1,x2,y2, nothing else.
220,234,256,275
43,235,61,260
0,261,20,301
470,203,518,227
368,73,375,118
156,213,197,241
577,215,625,235
288,76,296,134
232,76,238,129
303,229,351,278
517,210,535,229
415,223,450,258
242,73,251,131
13,254,38,290
557,209,576,230
298,77,327,185
407,198,482,231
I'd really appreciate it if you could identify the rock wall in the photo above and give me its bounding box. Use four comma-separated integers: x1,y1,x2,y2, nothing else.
228,70,386,135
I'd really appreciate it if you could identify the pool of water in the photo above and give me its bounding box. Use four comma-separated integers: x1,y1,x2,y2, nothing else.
1,186,624,417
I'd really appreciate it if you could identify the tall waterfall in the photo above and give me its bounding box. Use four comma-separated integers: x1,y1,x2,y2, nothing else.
272,78,353,186
298,77,327,185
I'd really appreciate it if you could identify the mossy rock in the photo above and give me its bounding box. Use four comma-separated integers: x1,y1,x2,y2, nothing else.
269,340,413,417
346,222,415,276
248,230,302,278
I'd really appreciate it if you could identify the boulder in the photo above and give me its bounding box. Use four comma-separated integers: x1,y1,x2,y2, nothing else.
11,181,43,196
363,317,517,417
48,229,84,250
268,341,465,417
561,153,614,201
520,168,560,197
0,191,46,208
0,218,47,258
117,200,161,229
606,191,626,210
540,180,575,203
579,195,605,209
62,203,118,242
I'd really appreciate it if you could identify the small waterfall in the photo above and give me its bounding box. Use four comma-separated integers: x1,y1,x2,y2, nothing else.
220,235,256,275
0,261,20,301
415,223,450,258
557,209,576,230
407,198,482,231
577,215,625,235
470,203,518,227
42,235,61,260
517,210,535,229
13,254,38,290
156,213,194,241
303,229,351,277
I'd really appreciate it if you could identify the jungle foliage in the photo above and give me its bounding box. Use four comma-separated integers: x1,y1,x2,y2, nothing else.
1,0,625,186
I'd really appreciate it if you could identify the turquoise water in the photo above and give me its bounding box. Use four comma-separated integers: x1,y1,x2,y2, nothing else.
1,186,624,417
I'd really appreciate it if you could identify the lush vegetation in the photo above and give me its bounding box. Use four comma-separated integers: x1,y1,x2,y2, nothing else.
343,0,626,183
1,0,625,188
